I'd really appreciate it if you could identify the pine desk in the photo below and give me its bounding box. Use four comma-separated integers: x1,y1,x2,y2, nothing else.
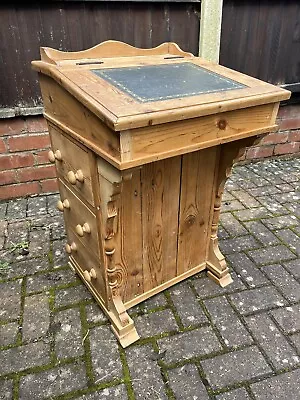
32,41,290,347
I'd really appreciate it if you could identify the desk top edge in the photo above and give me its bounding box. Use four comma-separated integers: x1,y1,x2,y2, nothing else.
32,41,291,131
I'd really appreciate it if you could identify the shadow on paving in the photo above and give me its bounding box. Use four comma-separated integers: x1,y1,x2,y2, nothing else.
0,158,299,400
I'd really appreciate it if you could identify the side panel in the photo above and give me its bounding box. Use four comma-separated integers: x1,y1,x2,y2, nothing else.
40,74,121,166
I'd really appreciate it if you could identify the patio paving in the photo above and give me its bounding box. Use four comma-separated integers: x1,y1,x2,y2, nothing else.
0,157,299,400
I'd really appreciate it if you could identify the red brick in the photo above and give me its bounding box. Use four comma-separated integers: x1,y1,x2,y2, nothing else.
260,132,288,145
0,170,17,185
0,117,27,136
0,153,35,171
288,130,300,142
278,117,300,131
274,142,300,155
35,149,52,165
0,182,40,200
8,133,51,152
246,145,274,160
26,116,48,133
277,104,300,120
41,178,59,193
17,165,56,183
0,138,7,153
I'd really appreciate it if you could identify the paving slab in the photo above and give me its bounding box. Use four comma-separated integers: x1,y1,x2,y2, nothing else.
157,327,222,364
134,309,178,338
19,362,87,399
55,283,92,308
220,235,260,255
0,279,22,321
126,344,167,400
26,268,77,293
0,322,19,347
0,341,50,375
168,364,209,400
201,346,271,390
54,308,84,360
77,385,128,399
216,387,251,400
261,264,300,302
247,244,295,265
204,296,253,348
0,379,13,400
251,369,300,400
275,228,300,255
271,304,300,334
85,302,107,325
192,272,245,299
245,313,299,369
22,293,50,341
227,252,269,288
89,325,123,382
230,286,286,315
169,282,208,327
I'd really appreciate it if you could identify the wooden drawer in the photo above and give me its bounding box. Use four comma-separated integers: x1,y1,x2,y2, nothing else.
66,229,106,304
48,124,94,206
58,179,99,257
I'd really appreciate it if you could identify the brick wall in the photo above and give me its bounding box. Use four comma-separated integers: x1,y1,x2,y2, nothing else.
0,104,299,200
0,116,57,200
239,104,300,162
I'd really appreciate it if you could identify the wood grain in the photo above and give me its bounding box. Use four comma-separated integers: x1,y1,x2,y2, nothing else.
66,228,106,303
58,179,99,256
141,156,181,292
49,124,95,205
33,40,290,132
125,103,276,168
40,40,192,65
59,64,289,131
177,147,217,275
116,168,144,303
40,74,121,163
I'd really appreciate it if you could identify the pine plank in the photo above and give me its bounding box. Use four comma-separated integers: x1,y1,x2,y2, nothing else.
116,168,144,303
177,147,218,275
141,156,181,292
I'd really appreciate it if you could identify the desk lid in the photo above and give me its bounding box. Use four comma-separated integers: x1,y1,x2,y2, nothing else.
32,40,290,131
92,63,246,103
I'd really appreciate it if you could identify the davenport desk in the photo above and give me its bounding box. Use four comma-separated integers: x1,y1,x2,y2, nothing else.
32,41,290,347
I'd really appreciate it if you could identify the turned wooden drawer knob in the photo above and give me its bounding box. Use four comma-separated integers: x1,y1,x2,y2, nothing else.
48,150,62,163
83,268,97,282
57,199,70,211
67,170,84,184
65,242,77,254
75,222,91,236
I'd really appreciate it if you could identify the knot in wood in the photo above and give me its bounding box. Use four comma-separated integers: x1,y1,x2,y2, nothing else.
217,119,227,130
186,215,196,226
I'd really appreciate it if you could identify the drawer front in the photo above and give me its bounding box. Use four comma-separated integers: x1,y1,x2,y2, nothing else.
125,103,275,168
66,229,107,304
48,124,94,206
58,179,99,257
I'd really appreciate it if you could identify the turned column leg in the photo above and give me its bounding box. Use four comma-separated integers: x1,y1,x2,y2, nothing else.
207,189,233,287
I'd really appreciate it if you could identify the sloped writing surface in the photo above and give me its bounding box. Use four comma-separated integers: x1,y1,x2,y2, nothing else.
93,62,246,103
